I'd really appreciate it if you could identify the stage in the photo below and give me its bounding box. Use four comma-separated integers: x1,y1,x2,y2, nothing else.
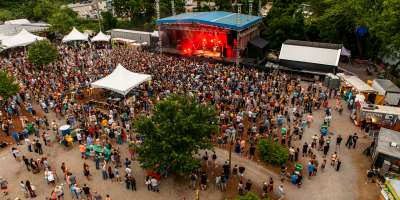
156,11,263,64
161,47,239,63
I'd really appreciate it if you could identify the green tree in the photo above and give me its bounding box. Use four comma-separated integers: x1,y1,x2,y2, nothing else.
28,40,59,67
216,0,233,11
0,9,14,21
369,0,400,59
33,0,58,21
258,139,289,165
0,71,19,103
235,192,269,200
262,4,305,49
135,95,217,176
112,0,132,18
48,8,77,34
101,11,118,31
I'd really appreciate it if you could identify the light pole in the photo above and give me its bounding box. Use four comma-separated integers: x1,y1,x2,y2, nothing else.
232,1,242,67
156,0,162,55
171,0,176,16
227,125,236,169
249,0,253,15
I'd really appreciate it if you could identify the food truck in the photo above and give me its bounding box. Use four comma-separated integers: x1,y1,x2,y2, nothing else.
358,104,400,132
337,73,379,104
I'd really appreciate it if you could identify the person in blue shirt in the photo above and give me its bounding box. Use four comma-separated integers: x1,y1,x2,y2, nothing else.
12,131,20,145
307,161,315,177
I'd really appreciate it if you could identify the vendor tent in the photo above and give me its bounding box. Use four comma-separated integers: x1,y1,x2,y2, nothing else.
91,64,151,96
340,47,351,57
338,74,377,93
62,27,88,42
0,29,45,49
91,31,111,42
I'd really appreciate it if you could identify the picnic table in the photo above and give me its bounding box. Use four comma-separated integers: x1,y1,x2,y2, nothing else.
85,145,111,160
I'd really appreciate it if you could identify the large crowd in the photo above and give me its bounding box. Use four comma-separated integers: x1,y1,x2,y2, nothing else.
0,44,363,199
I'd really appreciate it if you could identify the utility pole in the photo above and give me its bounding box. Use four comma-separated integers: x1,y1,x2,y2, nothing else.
249,0,253,15
95,0,102,31
156,0,162,55
232,1,242,68
171,0,176,16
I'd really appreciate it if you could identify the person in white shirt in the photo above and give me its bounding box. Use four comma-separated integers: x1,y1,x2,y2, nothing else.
150,177,159,192
278,185,285,200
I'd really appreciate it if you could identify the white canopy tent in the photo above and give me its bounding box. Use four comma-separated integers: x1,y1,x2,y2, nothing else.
91,64,151,96
0,34,10,41
337,73,377,93
341,47,351,57
62,27,89,43
0,29,45,49
91,31,111,42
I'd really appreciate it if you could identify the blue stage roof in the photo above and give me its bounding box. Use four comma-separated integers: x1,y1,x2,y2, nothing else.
156,11,263,31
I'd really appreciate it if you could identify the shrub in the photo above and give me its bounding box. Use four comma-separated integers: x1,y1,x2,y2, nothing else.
28,40,58,67
257,139,289,165
235,192,260,200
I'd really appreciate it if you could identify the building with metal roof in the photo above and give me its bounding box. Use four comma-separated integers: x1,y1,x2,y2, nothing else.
372,79,400,106
0,20,49,36
156,11,262,31
278,40,343,73
373,128,400,169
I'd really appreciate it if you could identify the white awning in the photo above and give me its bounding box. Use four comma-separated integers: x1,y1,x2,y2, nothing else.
151,30,159,37
338,74,377,93
91,64,151,96
62,27,89,42
91,31,111,42
1,29,45,49
111,38,136,43
0,34,10,41
4,19,30,25
341,47,351,57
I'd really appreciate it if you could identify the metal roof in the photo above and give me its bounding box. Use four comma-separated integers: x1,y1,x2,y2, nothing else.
279,42,341,67
284,40,343,50
374,79,400,93
0,23,49,36
376,128,400,159
337,74,377,93
156,11,263,31
249,37,269,49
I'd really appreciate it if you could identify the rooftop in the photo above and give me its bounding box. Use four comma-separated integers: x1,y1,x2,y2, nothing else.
376,128,400,159
0,19,49,36
374,79,400,93
156,11,263,31
284,40,343,50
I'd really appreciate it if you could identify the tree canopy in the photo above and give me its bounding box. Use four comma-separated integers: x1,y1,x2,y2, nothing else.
0,71,19,103
262,0,400,60
135,95,217,176
28,40,59,67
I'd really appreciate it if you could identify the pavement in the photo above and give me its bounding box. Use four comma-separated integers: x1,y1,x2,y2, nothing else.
0,98,380,200
213,97,380,200
0,105,222,200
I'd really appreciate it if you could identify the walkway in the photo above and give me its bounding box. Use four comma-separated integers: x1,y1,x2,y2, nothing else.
213,98,380,200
